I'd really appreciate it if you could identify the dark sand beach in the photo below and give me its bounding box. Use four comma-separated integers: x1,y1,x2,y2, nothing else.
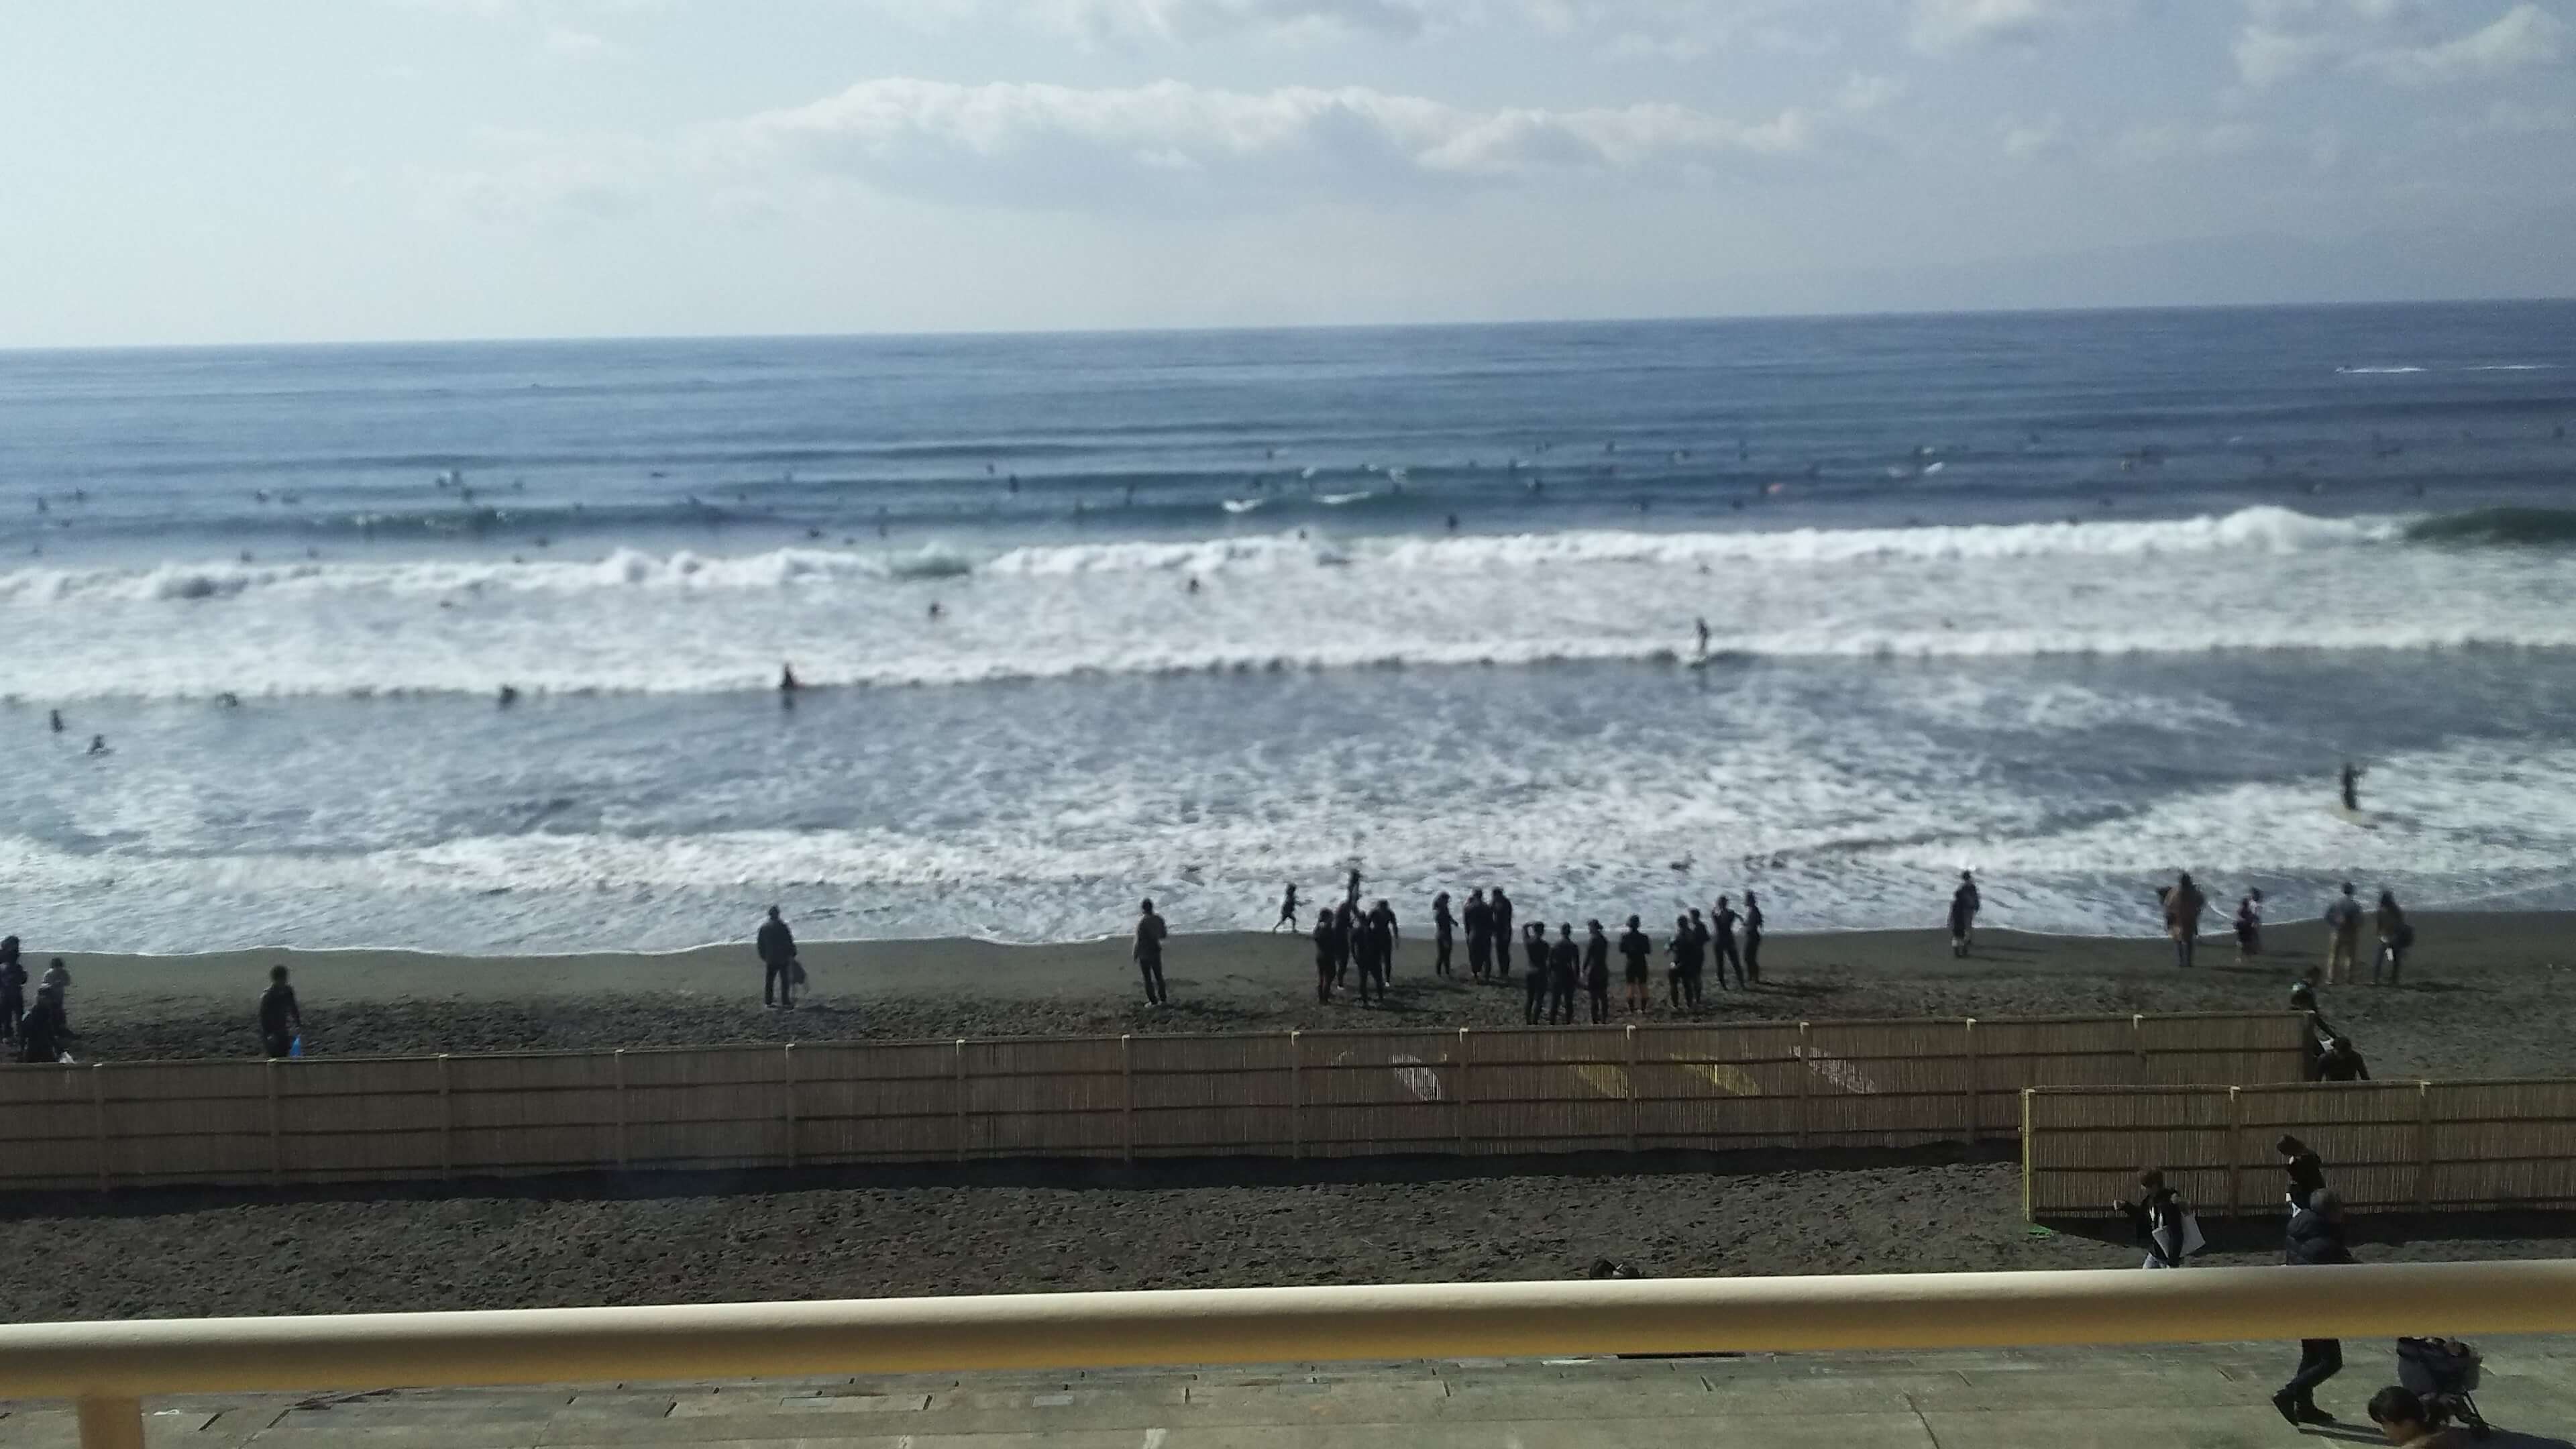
2,914,2569,1322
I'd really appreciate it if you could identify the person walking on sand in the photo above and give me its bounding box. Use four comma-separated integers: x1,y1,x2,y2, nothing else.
1463,888,1492,981
1133,898,1170,1007
258,965,303,1059
1741,891,1765,983
2374,890,2412,985
1432,892,1456,978
2114,1168,2194,1269
1311,913,1337,1004
1710,896,1746,990
1619,915,1652,1014
1521,923,1550,1025
2324,882,2364,985
2235,890,2264,957
2273,1189,2354,1426
757,906,798,1010
1582,920,1611,1023
0,936,23,1044
1949,871,1980,957
1547,924,1580,1024
2164,871,2206,969
1273,882,1300,932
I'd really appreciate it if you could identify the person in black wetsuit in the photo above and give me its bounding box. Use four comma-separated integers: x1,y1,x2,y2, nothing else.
2340,760,2361,813
0,936,22,1044
1351,904,1383,1005
1685,910,1710,1004
1432,892,1455,977
1667,914,1701,1010
1273,883,1300,932
1521,924,1549,1024
1132,898,1169,1006
1312,914,1337,1003
1582,920,1611,1023
1546,924,1580,1024
1489,888,1515,976
1332,901,1356,987
1741,891,1765,983
258,965,303,1059
1619,915,1652,1014
2277,1134,2328,1213
1462,889,1491,981
756,906,797,1010
1345,866,1364,907
1710,896,1745,990
1366,899,1399,980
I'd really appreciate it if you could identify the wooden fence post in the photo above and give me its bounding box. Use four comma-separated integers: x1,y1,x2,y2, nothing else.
437,1055,453,1181
952,1040,968,1163
1120,1034,1134,1164
264,1059,284,1186
2020,1089,2035,1220
612,1049,628,1171
1962,1018,1980,1145
2415,1080,2434,1212
91,1063,111,1193
2224,1087,2245,1218
1289,1031,1303,1162
1624,1024,1641,1154
1794,1023,1811,1150
2132,1014,2149,1080
1456,1028,1473,1152
782,1043,799,1169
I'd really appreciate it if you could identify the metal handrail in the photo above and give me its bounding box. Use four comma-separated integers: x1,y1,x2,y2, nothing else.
6,1260,2573,1448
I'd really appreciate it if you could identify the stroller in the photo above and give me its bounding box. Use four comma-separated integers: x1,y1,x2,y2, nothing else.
2396,1337,2490,1440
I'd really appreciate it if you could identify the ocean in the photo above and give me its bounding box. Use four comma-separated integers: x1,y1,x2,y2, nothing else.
4,302,2575,955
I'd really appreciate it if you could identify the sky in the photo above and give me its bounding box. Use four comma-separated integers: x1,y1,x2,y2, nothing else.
3,0,2573,345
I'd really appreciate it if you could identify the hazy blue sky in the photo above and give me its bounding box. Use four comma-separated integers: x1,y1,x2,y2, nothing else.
5,0,2573,345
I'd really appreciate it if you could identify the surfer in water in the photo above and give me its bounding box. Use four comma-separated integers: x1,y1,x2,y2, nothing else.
86,734,111,756
48,709,64,734
779,663,800,694
1695,617,1711,659
2339,761,2362,813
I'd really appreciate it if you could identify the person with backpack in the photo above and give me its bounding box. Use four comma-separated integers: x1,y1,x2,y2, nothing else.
2273,1189,2355,1426
756,906,798,1010
2114,1168,2196,1269
258,965,303,1059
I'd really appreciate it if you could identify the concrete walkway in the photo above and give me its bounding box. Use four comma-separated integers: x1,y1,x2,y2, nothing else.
5,1338,2573,1448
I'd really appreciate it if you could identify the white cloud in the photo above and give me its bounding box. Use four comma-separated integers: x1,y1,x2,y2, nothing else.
706,77,1843,211
1910,0,2069,53
1052,0,1444,42
2234,1,2571,87
1999,112,2065,158
542,23,612,57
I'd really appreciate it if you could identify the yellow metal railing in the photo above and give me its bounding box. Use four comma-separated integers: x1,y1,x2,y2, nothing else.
5,1260,2572,1448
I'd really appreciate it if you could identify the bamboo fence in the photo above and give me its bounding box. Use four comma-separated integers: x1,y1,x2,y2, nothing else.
2021,1079,2576,1218
0,1012,2303,1193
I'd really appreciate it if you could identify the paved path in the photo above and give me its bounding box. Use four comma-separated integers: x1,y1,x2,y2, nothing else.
5,1338,2573,1447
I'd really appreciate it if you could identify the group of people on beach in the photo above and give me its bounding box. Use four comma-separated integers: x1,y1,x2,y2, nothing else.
2151,872,2417,985
0,936,74,1065
1271,871,1767,1020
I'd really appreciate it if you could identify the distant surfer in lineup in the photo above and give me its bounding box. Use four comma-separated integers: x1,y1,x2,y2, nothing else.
779,663,800,694
48,709,64,734
2339,761,2362,813
1695,616,1711,659
86,734,111,756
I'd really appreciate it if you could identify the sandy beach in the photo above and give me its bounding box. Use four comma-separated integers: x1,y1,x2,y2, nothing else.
28,912,2576,1080
2,912,2569,1324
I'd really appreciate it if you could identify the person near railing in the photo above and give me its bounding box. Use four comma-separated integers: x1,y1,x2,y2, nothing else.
2114,1168,2196,1269
2274,1188,2355,1426
2277,1134,2328,1213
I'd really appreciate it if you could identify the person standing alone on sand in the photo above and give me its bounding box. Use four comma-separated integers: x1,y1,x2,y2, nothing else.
1463,889,1492,981
1741,892,1764,983
2164,872,2206,969
1133,898,1169,1006
1949,871,1980,956
1273,883,1299,932
258,965,302,1058
1432,892,1456,977
2324,883,2364,985
757,906,798,1010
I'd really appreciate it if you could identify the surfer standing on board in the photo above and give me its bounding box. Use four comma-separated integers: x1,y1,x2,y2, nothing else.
2339,760,2362,813
1695,616,1711,659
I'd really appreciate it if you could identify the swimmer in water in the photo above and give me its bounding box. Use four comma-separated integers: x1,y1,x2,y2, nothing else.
928,600,944,620
1445,513,1459,532
1695,617,1711,657
779,663,800,694
49,709,64,734
86,735,110,756
497,685,519,708
1185,577,1201,595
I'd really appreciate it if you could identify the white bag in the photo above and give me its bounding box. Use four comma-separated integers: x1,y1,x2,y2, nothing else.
2150,1208,2206,1266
